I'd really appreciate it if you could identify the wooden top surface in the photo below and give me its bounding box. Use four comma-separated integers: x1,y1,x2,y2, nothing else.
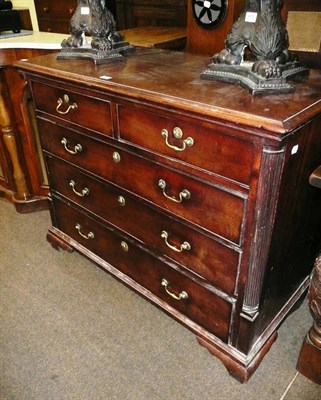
15,48,321,135
121,26,186,48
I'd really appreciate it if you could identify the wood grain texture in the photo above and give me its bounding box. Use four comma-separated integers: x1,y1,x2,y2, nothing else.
16,50,321,134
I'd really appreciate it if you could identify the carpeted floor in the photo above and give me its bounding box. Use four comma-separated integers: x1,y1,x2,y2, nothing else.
0,199,320,400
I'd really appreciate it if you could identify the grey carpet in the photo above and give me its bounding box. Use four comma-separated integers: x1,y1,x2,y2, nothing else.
0,199,320,400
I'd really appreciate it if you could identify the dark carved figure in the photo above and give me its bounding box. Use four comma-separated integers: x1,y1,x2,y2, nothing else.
213,0,293,78
61,0,124,51
309,256,321,349
201,0,309,94
58,0,134,64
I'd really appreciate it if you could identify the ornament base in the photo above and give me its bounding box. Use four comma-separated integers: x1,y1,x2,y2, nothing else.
201,61,310,95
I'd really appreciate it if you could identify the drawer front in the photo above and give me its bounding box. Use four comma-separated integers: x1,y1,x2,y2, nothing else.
32,81,112,136
35,1,76,19
40,119,246,244
52,198,232,342
37,19,71,34
118,105,255,184
47,156,240,295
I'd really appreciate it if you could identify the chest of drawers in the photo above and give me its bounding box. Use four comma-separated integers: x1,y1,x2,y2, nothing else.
16,49,321,382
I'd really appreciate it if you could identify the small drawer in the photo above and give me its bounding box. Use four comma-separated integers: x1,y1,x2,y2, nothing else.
118,105,255,185
31,81,112,136
39,119,246,245
37,19,71,34
35,1,76,19
47,157,241,295
52,198,232,342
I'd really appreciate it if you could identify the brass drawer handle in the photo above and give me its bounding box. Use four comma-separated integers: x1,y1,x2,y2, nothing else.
309,165,321,189
161,230,191,253
61,138,82,154
120,241,129,252
158,179,190,203
56,94,78,115
161,278,188,301
161,127,194,152
75,223,94,240
69,180,90,197
112,151,121,163
118,196,126,206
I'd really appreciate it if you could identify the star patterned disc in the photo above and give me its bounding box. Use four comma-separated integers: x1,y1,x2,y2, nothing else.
192,0,227,29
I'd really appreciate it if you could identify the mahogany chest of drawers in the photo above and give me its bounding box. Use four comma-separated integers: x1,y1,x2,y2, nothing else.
16,49,321,382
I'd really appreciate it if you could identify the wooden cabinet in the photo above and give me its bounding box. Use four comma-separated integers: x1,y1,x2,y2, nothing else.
0,47,57,212
34,0,186,35
116,0,187,29
16,50,321,382
34,0,77,33
186,0,245,56
0,69,29,206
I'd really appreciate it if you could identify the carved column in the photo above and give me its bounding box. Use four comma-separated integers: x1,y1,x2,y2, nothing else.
242,147,285,318
0,81,29,200
296,254,321,384
296,163,321,384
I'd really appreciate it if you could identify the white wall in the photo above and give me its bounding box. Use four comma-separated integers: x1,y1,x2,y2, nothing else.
12,0,39,31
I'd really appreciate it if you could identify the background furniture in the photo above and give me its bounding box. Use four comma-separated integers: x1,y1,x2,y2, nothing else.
116,0,187,30
0,72,29,208
0,32,66,212
120,26,186,50
296,166,321,385
34,0,186,34
34,0,77,33
281,0,321,70
186,0,245,56
296,255,321,385
17,49,321,382
34,0,187,33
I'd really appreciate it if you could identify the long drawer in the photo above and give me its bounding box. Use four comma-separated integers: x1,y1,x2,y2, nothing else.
117,104,255,185
47,156,241,296
31,81,113,136
52,197,233,342
39,118,247,245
